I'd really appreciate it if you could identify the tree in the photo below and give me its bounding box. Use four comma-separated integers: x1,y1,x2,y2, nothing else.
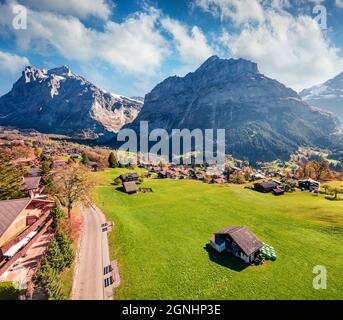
311,160,330,180
282,180,297,192
34,259,65,300
326,186,343,200
46,238,65,271
108,152,119,168
55,230,74,268
229,172,245,184
50,164,95,218
0,154,25,200
81,152,90,165
51,203,65,229
40,156,53,176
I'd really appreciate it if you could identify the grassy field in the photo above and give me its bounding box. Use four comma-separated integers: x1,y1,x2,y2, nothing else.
94,169,343,300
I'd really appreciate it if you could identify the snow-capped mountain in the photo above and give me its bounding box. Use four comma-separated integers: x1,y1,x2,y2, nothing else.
300,72,343,120
0,66,143,137
126,56,340,163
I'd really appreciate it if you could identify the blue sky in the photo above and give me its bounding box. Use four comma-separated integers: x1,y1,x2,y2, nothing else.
1,0,343,97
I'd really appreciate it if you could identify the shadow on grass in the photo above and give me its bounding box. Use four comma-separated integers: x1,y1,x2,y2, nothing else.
114,186,127,193
204,244,248,272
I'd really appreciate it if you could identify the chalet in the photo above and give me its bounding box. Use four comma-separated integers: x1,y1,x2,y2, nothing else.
299,178,320,192
23,176,44,198
195,173,205,181
0,197,54,275
89,162,99,172
123,181,138,194
120,172,139,182
11,157,37,167
272,187,285,196
254,181,279,193
27,167,43,177
210,226,263,264
251,173,266,181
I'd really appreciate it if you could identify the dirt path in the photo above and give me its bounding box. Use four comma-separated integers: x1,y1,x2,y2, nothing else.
72,204,112,300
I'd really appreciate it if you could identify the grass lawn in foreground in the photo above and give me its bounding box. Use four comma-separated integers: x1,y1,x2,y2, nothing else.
94,169,343,300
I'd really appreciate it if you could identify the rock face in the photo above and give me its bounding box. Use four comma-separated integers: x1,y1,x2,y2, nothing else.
0,66,143,138
128,56,340,163
300,72,343,121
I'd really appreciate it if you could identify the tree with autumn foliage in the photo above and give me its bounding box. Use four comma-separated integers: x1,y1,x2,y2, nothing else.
48,164,95,218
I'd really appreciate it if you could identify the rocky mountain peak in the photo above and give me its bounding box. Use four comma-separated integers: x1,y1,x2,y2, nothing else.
48,65,72,77
0,65,143,137
127,56,339,163
196,56,259,76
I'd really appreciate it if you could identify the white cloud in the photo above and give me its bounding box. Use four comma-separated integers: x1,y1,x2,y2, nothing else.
161,17,214,66
17,0,112,20
0,2,169,75
0,50,29,74
194,0,265,24
194,0,343,91
336,0,343,8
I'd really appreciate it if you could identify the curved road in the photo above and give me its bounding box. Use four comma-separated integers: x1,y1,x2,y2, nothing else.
72,204,112,300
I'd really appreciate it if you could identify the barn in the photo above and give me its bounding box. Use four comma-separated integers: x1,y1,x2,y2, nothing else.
210,226,263,264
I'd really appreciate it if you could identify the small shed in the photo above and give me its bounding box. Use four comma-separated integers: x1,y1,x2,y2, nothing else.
123,181,138,194
272,187,285,196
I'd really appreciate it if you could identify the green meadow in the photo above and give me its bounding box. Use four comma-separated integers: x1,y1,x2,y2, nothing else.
94,169,343,300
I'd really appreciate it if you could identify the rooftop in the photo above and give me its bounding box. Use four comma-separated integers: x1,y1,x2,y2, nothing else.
216,226,263,256
0,198,32,238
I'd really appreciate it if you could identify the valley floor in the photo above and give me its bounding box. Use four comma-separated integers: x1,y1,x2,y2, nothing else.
94,169,343,300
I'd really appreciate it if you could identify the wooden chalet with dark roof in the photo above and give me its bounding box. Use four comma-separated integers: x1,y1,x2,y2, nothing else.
210,226,264,264
119,173,139,194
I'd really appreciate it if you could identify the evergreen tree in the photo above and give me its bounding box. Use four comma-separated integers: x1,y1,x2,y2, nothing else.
51,203,65,229
0,154,25,200
34,259,65,300
108,152,119,168
56,229,74,268
46,239,65,271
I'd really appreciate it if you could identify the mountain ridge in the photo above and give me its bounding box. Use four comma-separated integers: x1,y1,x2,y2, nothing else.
300,72,343,121
125,56,341,163
0,65,143,138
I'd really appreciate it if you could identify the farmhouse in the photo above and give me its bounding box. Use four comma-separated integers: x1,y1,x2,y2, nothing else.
23,176,44,198
0,197,54,275
254,181,279,193
299,178,320,192
251,173,266,181
210,226,263,264
120,173,139,182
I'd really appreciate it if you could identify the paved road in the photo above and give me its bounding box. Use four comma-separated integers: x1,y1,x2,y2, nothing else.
72,204,112,300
